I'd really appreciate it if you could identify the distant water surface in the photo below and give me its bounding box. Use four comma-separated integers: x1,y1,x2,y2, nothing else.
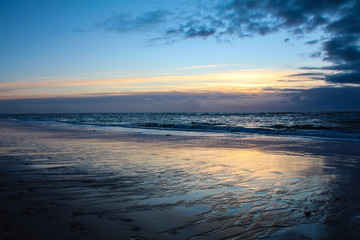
1,112,360,140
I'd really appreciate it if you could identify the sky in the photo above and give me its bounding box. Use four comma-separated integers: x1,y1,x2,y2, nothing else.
0,0,360,113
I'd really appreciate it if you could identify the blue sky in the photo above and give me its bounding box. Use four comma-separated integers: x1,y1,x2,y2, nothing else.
1,0,359,112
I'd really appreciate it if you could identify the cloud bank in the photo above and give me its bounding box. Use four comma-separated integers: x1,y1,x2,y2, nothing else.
1,87,359,114
95,0,360,84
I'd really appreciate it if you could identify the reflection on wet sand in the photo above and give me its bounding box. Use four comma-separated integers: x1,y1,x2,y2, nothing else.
0,121,359,239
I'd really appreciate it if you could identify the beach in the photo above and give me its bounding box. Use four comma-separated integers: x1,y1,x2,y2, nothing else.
1,120,360,240
2,0,360,238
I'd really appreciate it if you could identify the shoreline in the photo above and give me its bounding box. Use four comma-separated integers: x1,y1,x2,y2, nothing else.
1,120,360,239
2,112,360,143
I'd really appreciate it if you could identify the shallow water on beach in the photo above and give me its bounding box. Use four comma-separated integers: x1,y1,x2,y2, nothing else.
1,122,360,239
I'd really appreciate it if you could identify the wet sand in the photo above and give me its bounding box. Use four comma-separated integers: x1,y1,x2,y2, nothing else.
0,120,360,239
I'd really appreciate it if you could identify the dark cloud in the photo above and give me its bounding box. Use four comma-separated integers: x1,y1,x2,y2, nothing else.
217,0,360,84
186,27,216,38
285,86,360,111
305,39,320,45
288,73,325,77
93,0,360,83
95,1,354,40
326,11,360,35
213,0,345,37
312,34,360,83
323,36,360,64
325,72,360,84
309,51,322,58
165,23,216,39
1,87,360,113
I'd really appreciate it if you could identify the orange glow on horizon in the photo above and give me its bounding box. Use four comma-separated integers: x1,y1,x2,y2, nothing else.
0,69,326,100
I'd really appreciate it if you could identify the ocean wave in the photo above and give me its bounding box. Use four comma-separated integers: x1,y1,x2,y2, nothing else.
1,112,360,141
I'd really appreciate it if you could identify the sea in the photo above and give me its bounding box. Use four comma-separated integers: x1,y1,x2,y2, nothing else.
1,112,360,141
2,112,360,141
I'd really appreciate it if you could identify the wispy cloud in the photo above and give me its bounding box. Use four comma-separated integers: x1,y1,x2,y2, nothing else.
288,73,325,77
0,69,325,100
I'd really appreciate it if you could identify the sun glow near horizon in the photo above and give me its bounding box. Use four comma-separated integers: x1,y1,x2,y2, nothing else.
0,67,326,100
